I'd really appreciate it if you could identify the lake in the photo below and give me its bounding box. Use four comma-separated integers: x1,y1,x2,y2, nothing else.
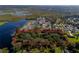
0,19,29,49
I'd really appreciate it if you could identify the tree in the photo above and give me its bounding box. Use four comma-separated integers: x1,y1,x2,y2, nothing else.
50,33,61,41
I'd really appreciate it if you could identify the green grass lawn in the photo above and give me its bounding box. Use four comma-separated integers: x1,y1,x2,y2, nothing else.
55,47,62,53
0,22,6,26
65,32,79,43
68,38,79,43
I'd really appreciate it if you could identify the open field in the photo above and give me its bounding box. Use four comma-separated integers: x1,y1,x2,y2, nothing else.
0,15,22,22
0,11,60,22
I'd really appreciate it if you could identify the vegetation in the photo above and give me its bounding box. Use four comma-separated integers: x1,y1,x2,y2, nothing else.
11,30,66,53
0,22,6,26
0,15,22,22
